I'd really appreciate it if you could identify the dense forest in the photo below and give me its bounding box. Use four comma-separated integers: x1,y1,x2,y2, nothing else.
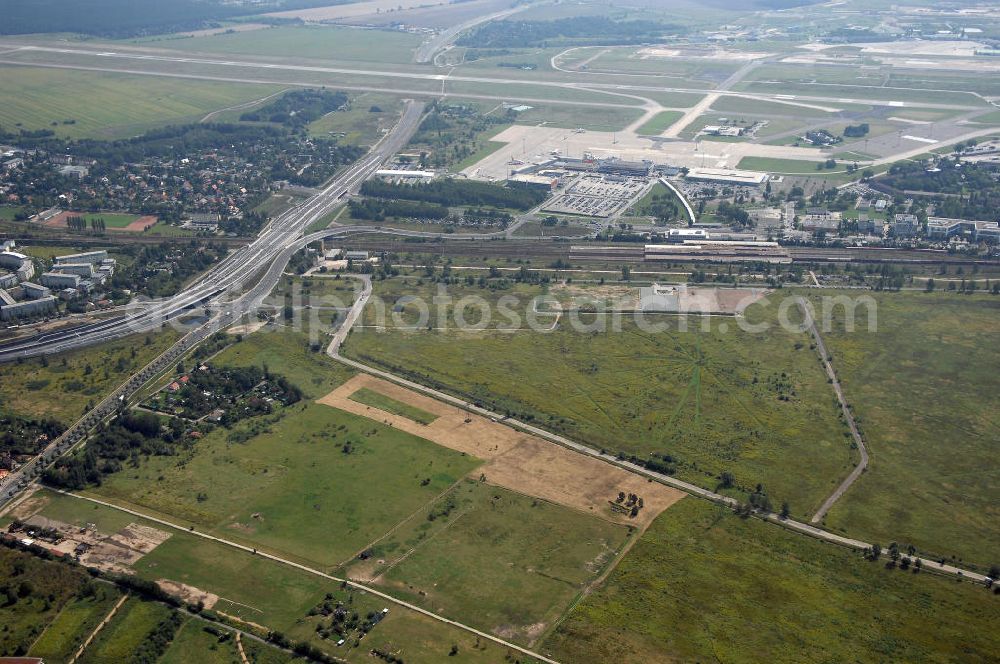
875,158,1000,221
359,179,547,211
241,90,350,129
457,16,684,48
349,198,450,221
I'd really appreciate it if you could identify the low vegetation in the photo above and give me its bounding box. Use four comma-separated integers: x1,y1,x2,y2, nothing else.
544,499,1000,663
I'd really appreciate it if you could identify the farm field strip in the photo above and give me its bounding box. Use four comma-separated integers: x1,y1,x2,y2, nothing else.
318,373,687,529
44,487,562,664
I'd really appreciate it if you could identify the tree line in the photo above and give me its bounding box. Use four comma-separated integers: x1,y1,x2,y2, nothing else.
360,178,546,211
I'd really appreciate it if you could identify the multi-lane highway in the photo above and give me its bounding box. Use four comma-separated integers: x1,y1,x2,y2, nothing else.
0,101,425,363
0,97,517,503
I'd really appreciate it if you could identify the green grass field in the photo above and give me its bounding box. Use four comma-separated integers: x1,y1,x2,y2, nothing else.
63,212,141,228
509,103,644,132
0,206,26,221
159,618,245,664
0,330,179,424
213,326,354,399
30,588,124,662
308,92,405,146
368,479,630,646
810,291,1000,566
635,110,684,135
78,597,173,664
0,65,283,139
737,156,859,183
349,386,439,425
90,400,482,567
544,498,1000,663
345,285,853,519
155,25,423,65
27,489,538,663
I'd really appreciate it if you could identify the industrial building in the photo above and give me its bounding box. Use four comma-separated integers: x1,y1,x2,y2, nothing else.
0,251,34,281
508,174,557,193
374,169,436,181
644,240,790,264
666,228,710,242
701,125,743,137
889,214,920,238
54,262,96,278
685,168,769,186
54,250,107,265
597,158,651,177
0,251,30,270
926,217,1000,242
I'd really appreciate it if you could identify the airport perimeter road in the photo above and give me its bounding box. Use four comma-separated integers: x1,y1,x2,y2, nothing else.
326,310,990,585
799,297,870,524
414,3,530,64
0,101,425,363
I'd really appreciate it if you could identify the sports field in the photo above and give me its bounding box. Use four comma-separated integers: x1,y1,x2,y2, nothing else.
543,498,1000,663
0,65,283,139
809,291,1000,566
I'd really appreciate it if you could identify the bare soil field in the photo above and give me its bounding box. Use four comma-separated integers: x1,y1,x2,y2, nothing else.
121,215,158,232
318,374,685,528
157,579,219,609
479,438,685,529
15,514,170,574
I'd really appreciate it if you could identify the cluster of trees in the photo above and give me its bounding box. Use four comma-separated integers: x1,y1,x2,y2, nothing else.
877,159,1000,222
462,208,513,226
359,179,546,211
241,89,350,128
715,200,751,227
0,413,63,457
43,411,191,489
65,216,107,232
457,16,683,48
348,198,449,221
156,364,302,421
132,611,184,664
843,123,870,138
112,241,228,298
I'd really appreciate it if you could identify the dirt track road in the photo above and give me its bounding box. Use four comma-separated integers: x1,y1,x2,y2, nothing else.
799,297,870,524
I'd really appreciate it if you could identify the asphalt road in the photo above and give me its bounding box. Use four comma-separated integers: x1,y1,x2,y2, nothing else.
0,101,425,363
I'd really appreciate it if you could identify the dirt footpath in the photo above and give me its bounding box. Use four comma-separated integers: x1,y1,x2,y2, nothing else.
318,374,685,528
